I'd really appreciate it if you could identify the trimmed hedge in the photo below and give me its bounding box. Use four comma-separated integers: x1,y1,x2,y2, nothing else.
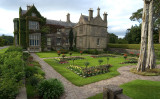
108,43,160,50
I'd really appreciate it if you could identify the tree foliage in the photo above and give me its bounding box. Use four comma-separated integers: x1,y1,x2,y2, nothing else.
69,28,73,50
130,0,160,28
124,25,141,44
108,33,118,43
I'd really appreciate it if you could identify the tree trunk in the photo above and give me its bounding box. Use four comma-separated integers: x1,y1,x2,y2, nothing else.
137,1,149,72
146,0,156,69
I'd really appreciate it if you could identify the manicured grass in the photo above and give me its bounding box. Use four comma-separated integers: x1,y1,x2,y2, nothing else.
131,68,160,76
36,51,89,58
87,93,103,99
0,47,8,54
44,56,134,86
120,80,160,99
88,80,160,99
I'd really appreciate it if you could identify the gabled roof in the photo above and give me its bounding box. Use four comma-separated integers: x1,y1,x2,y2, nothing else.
21,10,27,15
46,19,76,27
81,15,89,22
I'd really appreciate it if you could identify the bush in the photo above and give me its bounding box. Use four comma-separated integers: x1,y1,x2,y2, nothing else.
5,46,22,53
25,66,38,78
59,49,68,54
0,78,19,99
29,76,40,86
38,79,64,99
108,44,160,51
23,52,30,61
87,49,99,55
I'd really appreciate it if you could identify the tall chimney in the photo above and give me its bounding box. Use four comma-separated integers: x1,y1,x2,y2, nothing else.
88,8,93,21
103,12,108,22
66,13,70,23
97,7,100,16
27,5,31,10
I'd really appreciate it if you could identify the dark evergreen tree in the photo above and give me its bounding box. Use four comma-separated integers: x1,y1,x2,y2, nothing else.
69,28,73,50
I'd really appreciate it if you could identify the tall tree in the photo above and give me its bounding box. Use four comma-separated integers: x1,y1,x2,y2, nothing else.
146,0,156,69
137,0,149,71
69,28,73,50
130,0,160,43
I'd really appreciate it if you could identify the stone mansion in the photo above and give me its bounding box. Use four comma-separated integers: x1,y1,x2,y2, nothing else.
13,5,108,52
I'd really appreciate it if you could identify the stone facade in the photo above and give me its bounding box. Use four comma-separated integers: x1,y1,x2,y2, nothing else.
74,8,108,51
13,5,108,52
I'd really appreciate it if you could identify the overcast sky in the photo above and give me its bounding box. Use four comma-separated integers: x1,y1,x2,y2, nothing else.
0,0,143,38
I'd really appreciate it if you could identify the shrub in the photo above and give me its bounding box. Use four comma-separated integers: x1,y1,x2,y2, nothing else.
0,78,19,99
29,76,40,86
25,66,38,78
5,46,22,53
87,49,99,55
38,79,64,99
98,59,103,65
59,49,68,54
23,52,30,61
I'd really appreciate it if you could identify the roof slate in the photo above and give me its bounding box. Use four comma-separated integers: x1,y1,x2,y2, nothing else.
46,19,76,27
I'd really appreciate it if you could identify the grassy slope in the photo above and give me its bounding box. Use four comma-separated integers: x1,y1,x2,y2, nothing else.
36,51,88,58
44,56,134,86
87,93,103,99
120,80,160,99
0,48,8,54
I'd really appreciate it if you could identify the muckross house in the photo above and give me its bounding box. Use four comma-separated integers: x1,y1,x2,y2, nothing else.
13,5,108,52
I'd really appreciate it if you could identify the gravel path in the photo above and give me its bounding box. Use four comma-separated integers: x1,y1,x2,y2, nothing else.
31,53,160,99
0,46,9,50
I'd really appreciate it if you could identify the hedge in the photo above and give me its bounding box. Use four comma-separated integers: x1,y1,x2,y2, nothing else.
108,43,160,50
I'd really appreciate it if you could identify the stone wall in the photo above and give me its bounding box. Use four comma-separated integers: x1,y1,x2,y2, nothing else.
108,48,140,54
103,85,131,99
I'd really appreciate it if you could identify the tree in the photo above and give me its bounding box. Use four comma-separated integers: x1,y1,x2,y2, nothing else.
69,28,73,50
137,0,149,72
130,0,160,43
137,0,156,71
146,0,156,69
0,37,4,46
108,33,118,43
124,25,141,44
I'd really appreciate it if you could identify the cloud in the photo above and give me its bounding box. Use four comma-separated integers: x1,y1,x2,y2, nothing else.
0,0,143,37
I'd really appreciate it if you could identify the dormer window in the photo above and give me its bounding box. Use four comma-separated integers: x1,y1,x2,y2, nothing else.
29,21,39,30
32,13,36,17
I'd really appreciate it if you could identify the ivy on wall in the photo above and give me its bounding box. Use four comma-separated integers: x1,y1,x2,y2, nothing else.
17,5,46,50
13,18,19,45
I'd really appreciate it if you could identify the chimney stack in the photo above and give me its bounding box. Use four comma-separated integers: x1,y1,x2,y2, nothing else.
66,13,70,23
103,12,108,22
27,5,32,10
97,7,100,16
88,8,93,21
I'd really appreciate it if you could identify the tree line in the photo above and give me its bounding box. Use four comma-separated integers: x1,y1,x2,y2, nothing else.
0,35,14,46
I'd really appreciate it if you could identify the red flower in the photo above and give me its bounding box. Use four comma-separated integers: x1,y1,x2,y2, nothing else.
29,64,34,66
130,52,134,54
124,54,127,57
57,51,61,54
80,51,83,53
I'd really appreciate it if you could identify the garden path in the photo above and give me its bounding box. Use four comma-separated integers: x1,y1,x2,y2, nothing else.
0,46,9,50
31,53,160,99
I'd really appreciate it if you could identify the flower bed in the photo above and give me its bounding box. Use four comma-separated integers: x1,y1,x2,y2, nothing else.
67,65,111,77
90,55,115,58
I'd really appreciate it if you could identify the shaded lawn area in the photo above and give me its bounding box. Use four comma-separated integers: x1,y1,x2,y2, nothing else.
36,51,89,58
0,48,8,54
44,56,134,86
120,80,160,99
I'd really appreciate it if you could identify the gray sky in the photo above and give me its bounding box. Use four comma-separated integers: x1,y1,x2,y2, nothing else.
0,0,143,38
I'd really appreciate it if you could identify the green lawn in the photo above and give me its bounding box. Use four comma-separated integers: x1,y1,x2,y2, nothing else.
87,93,103,99
36,51,89,58
44,55,134,86
120,80,160,99
0,47,8,54
88,80,160,99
